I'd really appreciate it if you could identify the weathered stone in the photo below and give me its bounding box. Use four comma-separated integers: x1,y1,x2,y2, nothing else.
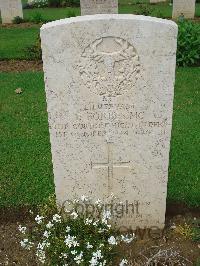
172,0,196,19
150,0,167,3
41,15,177,229
80,0,118,15
0,0,23,24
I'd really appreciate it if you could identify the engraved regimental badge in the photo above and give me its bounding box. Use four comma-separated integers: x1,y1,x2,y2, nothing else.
79,37,141,97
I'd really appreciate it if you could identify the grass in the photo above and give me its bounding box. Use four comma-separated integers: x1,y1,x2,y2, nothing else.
22,3,200,20
0,27,39,60
2,0,200,22
23,7,80,21
0,1,200,60
0,68,199,207
13,0,200,21
168,67,200,207
0,72,54,207
0,2,200,61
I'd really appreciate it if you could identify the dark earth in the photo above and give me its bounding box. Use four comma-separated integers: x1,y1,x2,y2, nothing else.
0,203,199,265
0,60,43,72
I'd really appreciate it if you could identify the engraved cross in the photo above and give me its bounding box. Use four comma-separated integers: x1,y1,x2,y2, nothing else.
91,142,130,191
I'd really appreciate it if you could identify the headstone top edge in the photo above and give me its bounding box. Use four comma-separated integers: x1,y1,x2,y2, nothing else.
41,14,178,31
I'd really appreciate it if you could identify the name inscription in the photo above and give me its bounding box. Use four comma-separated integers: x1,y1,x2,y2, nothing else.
49,102,168,138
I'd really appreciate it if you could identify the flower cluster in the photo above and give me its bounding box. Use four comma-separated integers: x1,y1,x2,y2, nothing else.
28,0,48,8
90,250,106,266
119,259,128,266
36,242,49,263
35,214,44,224
18,195,135,265
20,238,33,250
64,234,79,248
18,225,27,234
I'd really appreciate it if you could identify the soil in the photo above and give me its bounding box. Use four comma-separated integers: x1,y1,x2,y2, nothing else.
0,60,43,72
0,204,199,265
0,223,37,266
0,23,41,29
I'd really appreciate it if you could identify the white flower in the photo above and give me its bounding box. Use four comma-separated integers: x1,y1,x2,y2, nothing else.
35,215,44,224
81,195,89,202
43,230,50,238
95,250,102,259
98,228,107,233
170,225,176,229
52,214,62,223
85,218,92,225
119,259,128,266
71,250,77,255
20,238,33,250
95,199,102,206
37,240,49,249
103,210,111,219
71,211,78,219
64,235,74,248
46,221,53,229
20,239,27,248
89,250,103,266
87,242,93,249
18,225,26,234
64,235,79,248
61,252,68,259
102,210,112,224
121,233,135,244
73,240,79,247
93,220,99,226
108,236,117,245
37,242,45,250
45,241,50,247
74,251,83,264
102,218,108,225
36,249,46,264
66,226,71,233
90,257,97,265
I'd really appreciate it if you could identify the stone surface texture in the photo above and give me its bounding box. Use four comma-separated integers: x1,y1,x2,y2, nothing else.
0,0,23,24
80,0,118,15
150,0,167,3
172,0,196,19
41,15,177,229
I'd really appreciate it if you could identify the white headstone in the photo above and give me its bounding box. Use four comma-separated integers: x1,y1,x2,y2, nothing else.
80,0,118,15
172,0,196,19
0,0,23,24
150,0,167,3
41,15,177,230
